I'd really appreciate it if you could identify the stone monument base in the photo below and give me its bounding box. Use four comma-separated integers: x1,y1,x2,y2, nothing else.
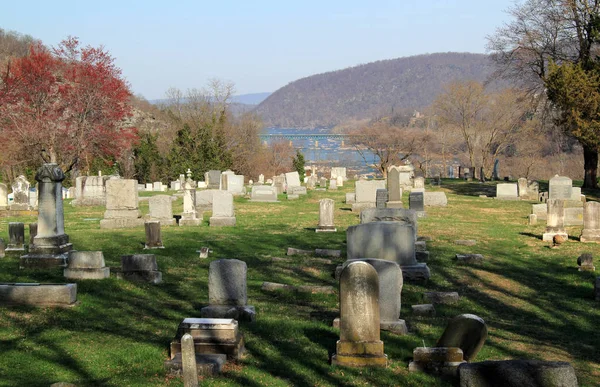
333,318,408,335
351,202,375,213
386,201,403,208
209,217,236,227
332,340,388,367
200,305,256,322
0,209,38,218
542,230,568,242
401,263,431,282
316,226,336,233
580,230,600,243
0,283,77,306
20,253,69,269
64,267,110,280
164,353,226,376
170,318,246,360
100,218,145,229
116,270,162,284
408,347,465,377
179,217,201,226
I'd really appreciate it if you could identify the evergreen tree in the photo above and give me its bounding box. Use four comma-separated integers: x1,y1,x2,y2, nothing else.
134,132,164,182
292,150,305,181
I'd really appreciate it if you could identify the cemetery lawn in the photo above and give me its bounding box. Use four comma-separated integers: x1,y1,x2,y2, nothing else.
1,180,599,386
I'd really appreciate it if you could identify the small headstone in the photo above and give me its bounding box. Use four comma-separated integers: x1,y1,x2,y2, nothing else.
424,192,447,207
495,183,519,200
454,254,484,264
10,175,30,210
118,254,162,284
454,240,476,246
331,261,388,367
286,247,312,256
200,259,255,322
376,189,388,209
345,193,356,204
144,221,164,249
64,251,110,279
580,201,600,242
316,199,336,232
181,333,199,387
528,214,537,225
197,247,210,259
542,199,568,242
0,283,77,306
387,166,403,207
6,222,25,252
209,191,236,227
577,253,594,271
28,223,37,248
549,175,572,200
314,248,341,257
329,179,338,190
409,191,425,217
437,314,487,361
413,176,425,189
287,194,299,200
250,185,278,202
148,195,175,226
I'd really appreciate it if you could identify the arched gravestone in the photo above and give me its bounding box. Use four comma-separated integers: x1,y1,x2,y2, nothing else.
346,221,430,281
436,314,487,361
343,259,407,334
332,261,387,367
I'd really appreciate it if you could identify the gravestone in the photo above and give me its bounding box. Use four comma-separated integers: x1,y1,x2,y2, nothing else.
352,180,387,212
205,170,221,190
517,178,528,198
346,221,430,281
289,186,307,195
21,164,73,268
64,251,110,279
145,183,152,191
580,201,600,242
153,181,162,192
409,191,425,217
196,189,218,211
332,261,388,367
414,177,425,189
424,192,448,207
250,185,278,202
148,195,175,226
10,175,30,210
329,179,338,190
360,208,418,241
100,179,145,229
273,175,286,194
72,175,109,206
343,259,407,334
316,199,336,232
145,221,164,249
117,254,162,283
28,223,37,248
458,360,578,387
181,333,199,386
170,181,181,191
437,314,487,361
386,166,403,208
225,175,245,196
6,222,25,252
220,170,235,191
0,283,77,306
577,253,594,271
448,166,455,179
258,174,264,184
376,189,388,209
345,193,356,204
331,167,347,180
200,259,255,321
397,165,415,188
542,199,568,242
209,191,236,227
492,159,500,180
496,183,518,200
180,185,201,226
285,171,301,190
549,175,572,200
0,183,8,209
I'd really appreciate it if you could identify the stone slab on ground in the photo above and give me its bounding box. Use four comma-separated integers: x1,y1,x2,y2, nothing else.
423,292,460,304
455,254,484,264
455,240,477,246
412,304,436,317
0,283,77,306
314,249,341,258
164,353,226,376
287,247,312,256
458,360,578,387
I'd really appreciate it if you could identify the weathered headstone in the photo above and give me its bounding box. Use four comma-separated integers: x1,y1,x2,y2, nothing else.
285,171,301,191
145,221,164,249
458,360,579,387
153,181,163,192
376,189,388,209
317,199,336,232
549,175,572,200
409,191,425,217
117,254,162,283
332,261,388,367
21,164,73,268
28,223,37,248
352,180,387,212
359,207,418,241
345,193,356,204
72,175,109,206
542,199,568,242
397,165,415,188
437,314,487,361
196,189,218,211
414,177,425,189
0,183,8,209
10,175,30,210
209,191,236,227
329,179,338,190
181,333,199,387
6,222,25,252
250,185,278,202
100,179,145,229
424,192,448,207
258,174,265,184
386,166,403,208
180,185,201,226
346,221,430,281
0,283,77,306
200,259,255,321
205,170,221,190
496,183,518,200
148,195,175,226
577,253,595,271
580,201,600,242
64,251,110,279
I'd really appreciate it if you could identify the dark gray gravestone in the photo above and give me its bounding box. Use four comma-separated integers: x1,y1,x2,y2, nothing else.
376,189,388,209
437,314,487,361
458,360,578,387
409,192,424,215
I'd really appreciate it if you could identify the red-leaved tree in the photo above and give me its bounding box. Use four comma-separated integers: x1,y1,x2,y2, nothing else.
0,37,137,173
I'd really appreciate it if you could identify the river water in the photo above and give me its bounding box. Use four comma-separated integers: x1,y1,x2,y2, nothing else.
263,127,379,176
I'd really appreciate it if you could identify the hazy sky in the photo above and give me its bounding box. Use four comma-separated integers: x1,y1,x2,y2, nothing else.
1,0,517,100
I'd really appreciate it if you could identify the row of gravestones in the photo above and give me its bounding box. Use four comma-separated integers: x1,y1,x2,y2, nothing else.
0,175,39,211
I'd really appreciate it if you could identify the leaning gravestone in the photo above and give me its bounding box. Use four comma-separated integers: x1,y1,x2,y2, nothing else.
331,261,388,367
549,175,572,200
580,201,600,242
100,179,145,229
542,199,568,242
209,191,236,227
346,221,430,281
437,314,487,361
148,195,175,226
10,175,30,211
21,164,73,268
200,259,255,322
285,171,301,191
343,259,407,334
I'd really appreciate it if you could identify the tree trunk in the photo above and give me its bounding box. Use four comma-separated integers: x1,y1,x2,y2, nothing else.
582,144,598,188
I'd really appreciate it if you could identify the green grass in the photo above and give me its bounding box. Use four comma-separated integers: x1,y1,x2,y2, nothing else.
0,180,599,386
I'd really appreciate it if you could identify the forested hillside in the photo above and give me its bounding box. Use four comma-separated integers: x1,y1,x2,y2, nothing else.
256,52,498,128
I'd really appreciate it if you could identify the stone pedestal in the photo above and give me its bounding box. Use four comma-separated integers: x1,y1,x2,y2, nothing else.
332,262,388,368
408,347,465,377
20,164,72,268
180,186,201,226
316,198,336,232
542,199,568,242
64,251,110,280
168,318,245,361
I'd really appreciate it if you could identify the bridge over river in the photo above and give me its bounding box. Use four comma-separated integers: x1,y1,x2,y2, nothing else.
258,133,357,141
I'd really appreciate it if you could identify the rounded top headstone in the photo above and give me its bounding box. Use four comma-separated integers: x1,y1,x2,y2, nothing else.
436,314,487,361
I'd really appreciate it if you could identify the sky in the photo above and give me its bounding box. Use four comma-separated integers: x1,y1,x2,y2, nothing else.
0,0,517,100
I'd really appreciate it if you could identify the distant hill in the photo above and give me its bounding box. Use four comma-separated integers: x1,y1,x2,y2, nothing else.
255,52,501,128
231,92,271,105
